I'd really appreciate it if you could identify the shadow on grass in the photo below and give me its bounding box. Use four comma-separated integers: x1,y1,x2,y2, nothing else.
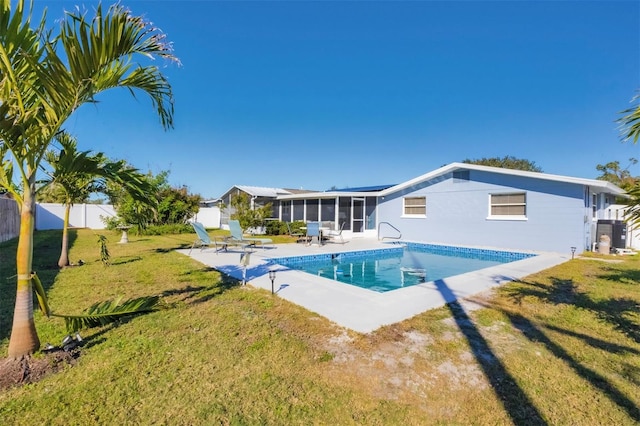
504,312,640,422
110,256,142,266
164,267,241,305
154,244,190,254
0,229,76,342
597,265,640,286
504,278,640,344
433,279,546,425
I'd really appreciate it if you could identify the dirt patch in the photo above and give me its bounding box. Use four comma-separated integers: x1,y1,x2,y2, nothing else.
0,349,79,392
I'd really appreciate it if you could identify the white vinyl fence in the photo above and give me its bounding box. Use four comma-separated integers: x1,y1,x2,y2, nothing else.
34,203,221,230
36,203,117,230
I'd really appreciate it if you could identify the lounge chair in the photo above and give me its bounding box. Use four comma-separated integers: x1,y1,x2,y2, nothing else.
228,219,273,249
189,222,225,254
325,221,346,244
305,221,321,246
286,221,305,243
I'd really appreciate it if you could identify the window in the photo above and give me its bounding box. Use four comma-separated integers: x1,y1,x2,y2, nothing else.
490,193,526,218
403,196,426,216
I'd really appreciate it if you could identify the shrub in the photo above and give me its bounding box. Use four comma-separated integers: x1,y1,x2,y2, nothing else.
140,224,194,235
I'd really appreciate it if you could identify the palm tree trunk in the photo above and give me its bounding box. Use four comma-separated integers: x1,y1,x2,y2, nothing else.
8,182,40,359
58,203,71,268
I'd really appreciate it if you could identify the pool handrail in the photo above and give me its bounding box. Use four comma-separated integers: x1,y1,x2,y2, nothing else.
378,222,402,241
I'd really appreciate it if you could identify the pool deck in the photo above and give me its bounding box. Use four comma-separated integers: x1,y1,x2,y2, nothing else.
178,239,571,333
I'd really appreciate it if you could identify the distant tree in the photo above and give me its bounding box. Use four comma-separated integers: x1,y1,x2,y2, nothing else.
156,185,201,225
229,192,272,231
595,158,638,191
108,170,201,232
462,156,543,172
108,171,164,233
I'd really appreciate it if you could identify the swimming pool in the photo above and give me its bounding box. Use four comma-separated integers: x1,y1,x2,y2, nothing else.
268,243,536,293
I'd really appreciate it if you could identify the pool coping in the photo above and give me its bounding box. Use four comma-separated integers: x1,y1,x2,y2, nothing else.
179,239,571,333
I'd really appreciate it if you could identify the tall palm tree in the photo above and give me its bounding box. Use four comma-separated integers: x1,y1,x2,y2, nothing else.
0,0,176,358
42,132,155,268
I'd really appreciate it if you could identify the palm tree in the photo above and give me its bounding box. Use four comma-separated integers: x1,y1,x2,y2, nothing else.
619,93,640,143
42,132,155,268
0,1,176,358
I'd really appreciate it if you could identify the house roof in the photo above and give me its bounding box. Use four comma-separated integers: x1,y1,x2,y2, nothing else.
377,162,626,196
220,185,319,199
276,162,626,200
329,184,396,192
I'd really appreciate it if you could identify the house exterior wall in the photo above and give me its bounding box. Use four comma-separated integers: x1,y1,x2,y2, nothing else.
377,170,587,254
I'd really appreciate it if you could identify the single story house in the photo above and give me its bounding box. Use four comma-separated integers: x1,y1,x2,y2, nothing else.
218,185,317,228
221,163,628,254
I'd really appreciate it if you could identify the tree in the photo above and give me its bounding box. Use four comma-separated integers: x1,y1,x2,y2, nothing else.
0,1,176,358
462,156,543,172
107,169,200,232
595,158,638,191
107,170,164,233
229,192,273,231
41,132,154,267
156,185,201,225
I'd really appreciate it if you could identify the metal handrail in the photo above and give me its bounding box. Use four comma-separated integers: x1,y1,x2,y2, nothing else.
378,222,402,241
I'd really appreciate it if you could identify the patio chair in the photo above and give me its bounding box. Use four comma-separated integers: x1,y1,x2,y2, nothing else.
325,221,346,244
305,221,321,246
228,219,273,249
286,222,305,243
189,222,227,254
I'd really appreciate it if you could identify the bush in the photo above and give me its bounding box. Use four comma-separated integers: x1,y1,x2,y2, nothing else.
265,220,304,236
265,220,286,236
140,224,194,235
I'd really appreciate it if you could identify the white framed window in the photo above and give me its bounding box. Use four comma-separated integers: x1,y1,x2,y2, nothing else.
403,196,426,217
488,193,526,220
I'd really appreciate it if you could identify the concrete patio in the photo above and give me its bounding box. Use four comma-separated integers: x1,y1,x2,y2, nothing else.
177,239,571,333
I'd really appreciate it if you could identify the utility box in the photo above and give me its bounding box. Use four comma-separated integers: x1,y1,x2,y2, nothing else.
596,220,627,250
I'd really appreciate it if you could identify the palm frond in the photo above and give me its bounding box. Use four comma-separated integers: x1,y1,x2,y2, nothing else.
60,3,177,129
52,295,161,333
31,272,51,318
618,94,640,144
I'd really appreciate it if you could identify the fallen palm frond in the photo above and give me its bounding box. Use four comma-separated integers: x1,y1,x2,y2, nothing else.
31,272,51,318
52,296,161,333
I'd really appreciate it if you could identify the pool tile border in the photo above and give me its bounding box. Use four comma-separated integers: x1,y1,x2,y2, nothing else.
268,241,536,267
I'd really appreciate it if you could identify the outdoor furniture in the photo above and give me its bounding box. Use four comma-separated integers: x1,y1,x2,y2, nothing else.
286,222,305,243
305,221,321,246
190,221,252,254
325,221,346,244
189,222,220,254
228,220,273,249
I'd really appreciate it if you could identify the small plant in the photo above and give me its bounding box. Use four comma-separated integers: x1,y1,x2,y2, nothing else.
97,234,110,266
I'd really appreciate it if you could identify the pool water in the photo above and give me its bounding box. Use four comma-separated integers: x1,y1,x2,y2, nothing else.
269,244,535,293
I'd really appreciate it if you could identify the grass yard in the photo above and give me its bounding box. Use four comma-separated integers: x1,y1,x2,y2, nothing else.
0,229,639,425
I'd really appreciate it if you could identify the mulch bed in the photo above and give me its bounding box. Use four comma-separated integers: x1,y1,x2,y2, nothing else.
0,349,79,392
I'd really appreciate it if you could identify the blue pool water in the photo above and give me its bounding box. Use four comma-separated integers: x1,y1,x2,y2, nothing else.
268,243,536,293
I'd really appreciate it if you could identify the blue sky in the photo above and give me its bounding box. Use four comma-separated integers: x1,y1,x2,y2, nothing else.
36,0,640,199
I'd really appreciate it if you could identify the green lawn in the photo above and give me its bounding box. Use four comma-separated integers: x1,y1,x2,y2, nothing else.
0,229,639,425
